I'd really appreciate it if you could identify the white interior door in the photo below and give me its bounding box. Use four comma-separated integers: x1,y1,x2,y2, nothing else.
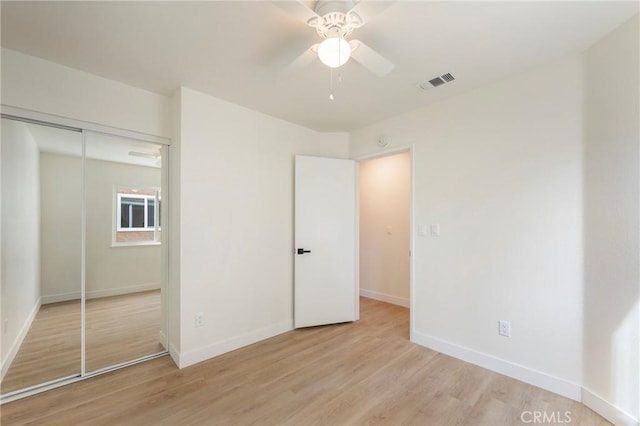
294,155,357,328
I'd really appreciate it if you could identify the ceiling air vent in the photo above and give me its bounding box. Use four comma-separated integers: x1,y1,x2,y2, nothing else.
415,73,456,91
441,73,455,82
429,77,446,87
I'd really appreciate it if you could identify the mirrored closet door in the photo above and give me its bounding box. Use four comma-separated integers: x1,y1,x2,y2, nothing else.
1,118,83,394
1,116,168,400
84,132,166,373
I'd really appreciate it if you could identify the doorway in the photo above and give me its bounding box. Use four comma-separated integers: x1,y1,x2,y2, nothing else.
358,150,412,337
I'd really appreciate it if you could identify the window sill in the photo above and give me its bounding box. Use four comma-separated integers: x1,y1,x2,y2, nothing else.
111,242,162,248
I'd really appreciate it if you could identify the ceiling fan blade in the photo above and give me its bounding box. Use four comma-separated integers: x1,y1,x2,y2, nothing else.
349,40,395,77
347,1,395,27
282,44,319,75
272,1,320,27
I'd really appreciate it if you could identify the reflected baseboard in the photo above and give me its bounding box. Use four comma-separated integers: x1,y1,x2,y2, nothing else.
41,282,161,304
159,330,168,350
1,297,41,381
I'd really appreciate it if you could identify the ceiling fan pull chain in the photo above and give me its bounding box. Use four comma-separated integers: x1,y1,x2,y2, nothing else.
338,31,342,66
329,67,334,100
337,32,344,85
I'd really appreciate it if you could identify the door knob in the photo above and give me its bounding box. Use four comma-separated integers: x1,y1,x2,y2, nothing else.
297,248,311,255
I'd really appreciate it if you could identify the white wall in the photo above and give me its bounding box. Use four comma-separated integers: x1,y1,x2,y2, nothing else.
351,54,585,399
1,48,171,138
1,120,41,376
85,157,162,297
177,87,349,367
39,153,162,302
359,152,410,307
583,15,639,424
39,152,82,303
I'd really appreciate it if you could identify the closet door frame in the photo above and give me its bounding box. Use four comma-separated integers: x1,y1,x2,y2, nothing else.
0,106,171,403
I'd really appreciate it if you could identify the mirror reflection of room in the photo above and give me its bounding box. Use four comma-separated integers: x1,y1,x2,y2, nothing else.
1,119,167,396
84,133,165,373
1,118,82,393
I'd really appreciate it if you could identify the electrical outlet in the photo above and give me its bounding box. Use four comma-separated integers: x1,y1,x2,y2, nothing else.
498,320,511,337
195,312,204,327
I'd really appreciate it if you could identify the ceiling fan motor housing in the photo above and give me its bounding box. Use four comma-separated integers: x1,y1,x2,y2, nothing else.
314,0,355,16
311,0,362,39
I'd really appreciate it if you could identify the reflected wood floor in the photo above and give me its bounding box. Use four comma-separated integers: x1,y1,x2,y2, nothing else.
85,290,163,372
1,290,163,394
2,298,608,425
1,300,80,393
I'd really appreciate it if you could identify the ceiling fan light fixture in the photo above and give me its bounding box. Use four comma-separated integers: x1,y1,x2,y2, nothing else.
318,36,351,68
128,151,161,159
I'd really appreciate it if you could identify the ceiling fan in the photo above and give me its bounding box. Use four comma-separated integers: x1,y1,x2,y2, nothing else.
276,0,396,77
129,150,161,166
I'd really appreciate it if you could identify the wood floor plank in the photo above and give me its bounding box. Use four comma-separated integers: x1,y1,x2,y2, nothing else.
1,297,609,426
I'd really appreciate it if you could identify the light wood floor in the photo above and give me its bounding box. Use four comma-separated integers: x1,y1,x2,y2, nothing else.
1,298,608,425
1,290,163,394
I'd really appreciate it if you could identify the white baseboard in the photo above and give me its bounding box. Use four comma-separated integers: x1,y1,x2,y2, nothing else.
1,297,41,380
41,291,80,304
360,288,409,308
412,330,581,401
582,387,638,426
41,282,161,304
169,342,180,368
178,320,294,369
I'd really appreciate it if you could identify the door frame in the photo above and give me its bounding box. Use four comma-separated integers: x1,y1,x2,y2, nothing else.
354,145,415,341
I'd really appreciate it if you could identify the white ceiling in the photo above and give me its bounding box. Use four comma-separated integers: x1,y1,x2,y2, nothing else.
1,1,638,132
